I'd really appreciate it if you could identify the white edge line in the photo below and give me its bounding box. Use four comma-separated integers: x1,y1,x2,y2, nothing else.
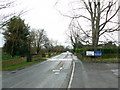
68,61,75,88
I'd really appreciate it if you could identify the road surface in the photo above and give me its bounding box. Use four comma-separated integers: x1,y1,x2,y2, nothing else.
2,51,119,89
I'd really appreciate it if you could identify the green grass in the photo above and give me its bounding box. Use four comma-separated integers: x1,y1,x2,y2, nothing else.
1,53,21,61
81,57,120,63
1,58,46,71
1,53,61,71
2,53,119,71
45,53,61,58
49,53,61,58
99,58,120,61
75,53,120,63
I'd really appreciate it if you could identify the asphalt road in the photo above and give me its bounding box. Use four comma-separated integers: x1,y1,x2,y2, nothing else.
71,60,119,88
2,52,73,88
2,51,119,89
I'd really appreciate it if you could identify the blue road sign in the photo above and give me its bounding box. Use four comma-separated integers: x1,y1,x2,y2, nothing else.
94,51,102,56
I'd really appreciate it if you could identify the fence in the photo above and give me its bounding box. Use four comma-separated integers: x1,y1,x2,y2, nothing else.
2,55,42,68
2,57,26,67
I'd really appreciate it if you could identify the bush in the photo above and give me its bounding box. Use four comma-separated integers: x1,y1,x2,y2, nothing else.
101,54,119,58
2,52,21,61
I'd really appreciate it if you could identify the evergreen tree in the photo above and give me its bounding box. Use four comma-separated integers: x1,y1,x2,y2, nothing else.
3,16,30,57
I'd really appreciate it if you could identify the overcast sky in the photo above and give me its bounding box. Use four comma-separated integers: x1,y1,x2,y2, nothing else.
0,0,72,47
0,0,119,47
20,0,71,46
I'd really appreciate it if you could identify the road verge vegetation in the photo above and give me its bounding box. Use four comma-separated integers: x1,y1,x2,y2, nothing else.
46,53,61,58
1,53,61,71
2,59,45,71
75,53,120,63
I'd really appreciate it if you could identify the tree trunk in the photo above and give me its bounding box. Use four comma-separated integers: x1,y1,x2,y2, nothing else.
27,53,32,62
92,1,100,51
27,41,32,62
11,41,15,57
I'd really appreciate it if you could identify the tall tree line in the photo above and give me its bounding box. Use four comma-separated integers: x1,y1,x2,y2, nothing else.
2,16,65,61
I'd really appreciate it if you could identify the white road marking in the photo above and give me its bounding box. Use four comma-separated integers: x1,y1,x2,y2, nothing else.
47,58,72,61
7,51,74,88
54,72,60,75
111,69,118,76
60,67,63,70
52,70,60,72
68,61,75,89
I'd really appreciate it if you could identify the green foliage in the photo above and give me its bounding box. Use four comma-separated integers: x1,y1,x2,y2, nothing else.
75,46,119,59
2,58,46,71
101,48,118,54
53,45,65,52
3,16,30,57
46,53,61,58
75,48,84,53
76,53,119,63
100,58,119,61
101,54,119,58
2,52,20,61
79,47,119,54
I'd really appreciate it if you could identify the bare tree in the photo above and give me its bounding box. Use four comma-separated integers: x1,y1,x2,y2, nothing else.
30,29,49,54
0,0,15,26
67,18,86,52
55,0,120,50
0,0,29,28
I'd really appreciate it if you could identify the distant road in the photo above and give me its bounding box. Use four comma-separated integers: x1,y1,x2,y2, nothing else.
2,51,119,89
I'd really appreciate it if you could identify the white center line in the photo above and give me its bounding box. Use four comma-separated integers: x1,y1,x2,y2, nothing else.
68,61,75,89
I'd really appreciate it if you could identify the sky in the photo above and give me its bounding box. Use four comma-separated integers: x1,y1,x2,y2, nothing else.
19,0,71,46
0,0,72,47
0,0,119,47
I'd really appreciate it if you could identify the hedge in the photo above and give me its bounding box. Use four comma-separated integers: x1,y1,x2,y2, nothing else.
2,55,42,68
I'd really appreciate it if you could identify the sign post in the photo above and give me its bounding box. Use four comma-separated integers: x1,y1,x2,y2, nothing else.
86,51,102,56
94,51,102,56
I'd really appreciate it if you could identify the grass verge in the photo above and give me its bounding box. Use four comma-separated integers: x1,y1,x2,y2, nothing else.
81,58,120,63
1,53,21,61
1,53,61,71
97,58,120,63
48,53,61,58
75,53,120,63
1,58,46,71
